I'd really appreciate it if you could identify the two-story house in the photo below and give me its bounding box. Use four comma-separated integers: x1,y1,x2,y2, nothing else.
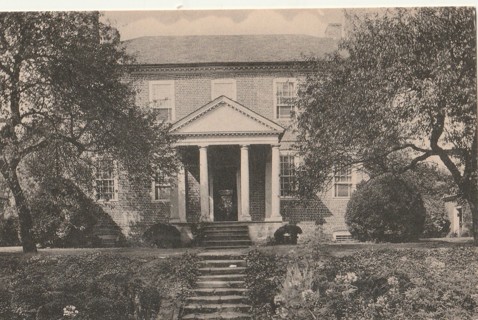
96,30,363,243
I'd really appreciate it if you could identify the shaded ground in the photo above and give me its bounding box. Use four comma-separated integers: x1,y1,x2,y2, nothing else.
0,237,473,259
251,237,476,259
0,246,201,258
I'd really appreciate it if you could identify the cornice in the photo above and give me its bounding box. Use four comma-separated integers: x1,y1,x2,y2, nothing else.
171,131,279,137
172,101,281,133
126,61,314,75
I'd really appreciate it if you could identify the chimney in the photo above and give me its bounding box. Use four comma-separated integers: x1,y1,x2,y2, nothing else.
325,23,342,39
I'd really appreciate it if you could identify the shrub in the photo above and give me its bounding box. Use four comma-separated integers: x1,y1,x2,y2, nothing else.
0,216,20,246
245,249,288,318
274,224,303,245
142,223,181,248
30,178,122,248
345,174,426,242
261,247,477,320
422,196,450,238
1,251,199,319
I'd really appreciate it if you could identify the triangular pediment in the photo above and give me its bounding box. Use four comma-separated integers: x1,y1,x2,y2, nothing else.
171,96,284,136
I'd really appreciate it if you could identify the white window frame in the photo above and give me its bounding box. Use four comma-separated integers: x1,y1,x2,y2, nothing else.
273,78,298,120
151,172,171,202
148,80,175,121
93,157,119,202
211,79,237,100
333,165,354,199
279,152,299,199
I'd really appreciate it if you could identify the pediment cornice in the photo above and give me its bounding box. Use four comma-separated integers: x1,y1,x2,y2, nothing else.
170,96,285,138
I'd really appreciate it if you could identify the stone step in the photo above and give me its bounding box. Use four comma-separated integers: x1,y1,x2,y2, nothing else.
203,229,248,234
182,303,250,314
182,311,251,320
198,274,245,281
198,252,246,260
199,267,246,275
186,295,247,304
192,288,248,296
201,260,247,267
203,226,249,232
204,246,250,250
203,240,252,246
204,234,250,240
203,223,249,227
196,280,245,288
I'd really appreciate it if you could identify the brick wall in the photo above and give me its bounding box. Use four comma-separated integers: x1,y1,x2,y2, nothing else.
185,166,201,223
99,166,170,237
250,145,266,221
131,69,298,121
117,65,355,240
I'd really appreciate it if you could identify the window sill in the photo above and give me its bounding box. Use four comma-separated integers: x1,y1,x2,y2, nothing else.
280,196,299,200
151,199,171,203
96,199,119,203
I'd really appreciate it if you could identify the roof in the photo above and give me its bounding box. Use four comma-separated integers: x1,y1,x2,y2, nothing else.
123,34,338,65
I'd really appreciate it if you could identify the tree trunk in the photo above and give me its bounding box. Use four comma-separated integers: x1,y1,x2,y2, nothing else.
462,178,478,245
465,192,478,246
2,166,37,253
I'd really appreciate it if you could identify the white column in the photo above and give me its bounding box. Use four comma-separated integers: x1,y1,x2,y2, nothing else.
199,145,210,221
240,145,252,221
267,144,282,221
177,166,187,222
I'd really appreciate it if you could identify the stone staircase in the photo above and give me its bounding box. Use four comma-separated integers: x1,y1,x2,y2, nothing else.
181,223,252,319
202,223,252,250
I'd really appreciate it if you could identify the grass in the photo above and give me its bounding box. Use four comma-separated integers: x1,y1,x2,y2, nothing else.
251,237,476,259
0,246,201,258
0,237,473,260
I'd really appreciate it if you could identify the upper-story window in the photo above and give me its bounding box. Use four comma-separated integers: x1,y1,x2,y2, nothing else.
94,157,118,201
149,80,175,121
274,78,297,119
334,165,353,198
211,79,236,100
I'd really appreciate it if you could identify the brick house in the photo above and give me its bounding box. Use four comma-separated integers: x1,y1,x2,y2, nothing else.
95,32,366,243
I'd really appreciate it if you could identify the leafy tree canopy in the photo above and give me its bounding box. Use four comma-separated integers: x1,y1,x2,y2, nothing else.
295,8,477,242
0,12,176,252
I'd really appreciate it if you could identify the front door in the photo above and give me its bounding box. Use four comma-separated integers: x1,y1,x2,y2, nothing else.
213,166,238,221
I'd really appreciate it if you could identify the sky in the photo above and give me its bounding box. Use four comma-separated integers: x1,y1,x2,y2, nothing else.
102,9,345,40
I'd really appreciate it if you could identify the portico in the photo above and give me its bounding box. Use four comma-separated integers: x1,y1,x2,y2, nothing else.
169,96,285,223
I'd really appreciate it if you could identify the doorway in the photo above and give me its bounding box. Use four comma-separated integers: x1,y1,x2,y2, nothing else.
213,166,238,221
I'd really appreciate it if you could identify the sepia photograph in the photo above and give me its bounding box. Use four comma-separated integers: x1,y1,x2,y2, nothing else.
0,4,477,319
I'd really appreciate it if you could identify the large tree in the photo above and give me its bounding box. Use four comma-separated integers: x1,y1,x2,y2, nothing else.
295,8,477,243
0,12,175,252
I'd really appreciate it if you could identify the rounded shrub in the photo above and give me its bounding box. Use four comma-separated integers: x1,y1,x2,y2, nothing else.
345,174,426,242
142,223,181,248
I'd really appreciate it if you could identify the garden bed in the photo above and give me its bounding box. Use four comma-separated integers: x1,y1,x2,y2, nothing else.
246,243,478,319
0,250,200,319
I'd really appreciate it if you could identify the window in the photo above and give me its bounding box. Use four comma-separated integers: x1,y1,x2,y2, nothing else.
211,79,236,100
152,172,171,201
280,154,297,197
274,78,297,119
334,165,352,198
94,158,117,201
149,80,175,121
